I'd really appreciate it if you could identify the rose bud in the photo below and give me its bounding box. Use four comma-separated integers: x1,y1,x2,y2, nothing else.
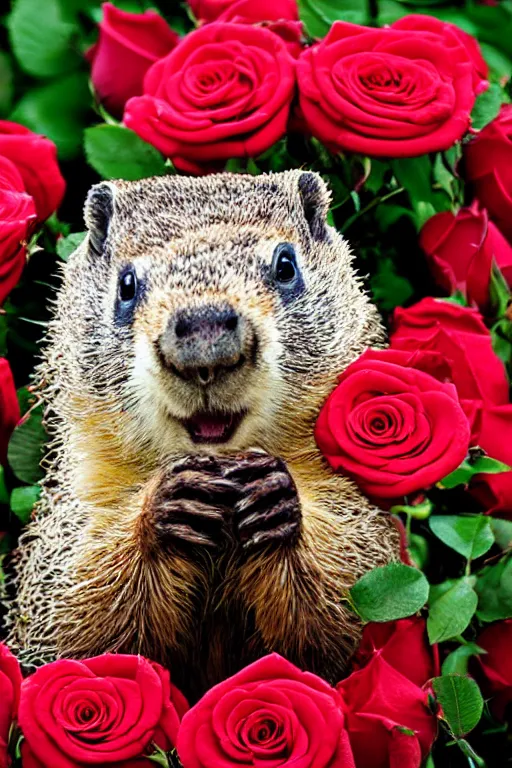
419,204,512,311
314,348,470,499
465,105,512,243
87,3,179,118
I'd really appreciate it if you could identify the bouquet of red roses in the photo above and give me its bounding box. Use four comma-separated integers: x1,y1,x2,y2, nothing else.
1,0,512,765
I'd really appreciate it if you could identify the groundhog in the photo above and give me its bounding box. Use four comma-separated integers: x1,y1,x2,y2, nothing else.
6,170,399,700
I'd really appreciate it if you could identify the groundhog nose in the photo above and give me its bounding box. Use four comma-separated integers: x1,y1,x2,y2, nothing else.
158,304,246,386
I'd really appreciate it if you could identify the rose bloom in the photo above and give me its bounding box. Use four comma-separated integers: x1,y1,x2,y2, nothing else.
19,654,188,768
352,617,439,689
188,0,298,23
0,644,22,768
177,653,356,768
475,620,512,721
469,405,512,516
214,0,303,57
314,348,470,499
86,3,179,118
297,17,476,158
390,298,509,441
0,121,64,222
0,156,36,307
338,654,437,768
419,204,512,311
124,23,296,174
392,15,488,96
0,359,20,464
465,104,512,242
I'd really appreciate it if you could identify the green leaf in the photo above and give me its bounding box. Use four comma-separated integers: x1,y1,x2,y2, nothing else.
490,261,512,317
442,643,485,676
57,232,87,262
440,454,512,489
10,485,41,525
429,515,494,560
431,675,484,737
350,563,429,622
7,404,47,485
427,578,478,644
0,467,9,506
475,556,512,622
408,533,429,570
391,498,433,520
391,156,452,227
0,53,14,117
471,83,504,132
370,256,414,311
490,518,512,550
84,125,167,181
297,0,366,37
8,0,80,78
10,72,90,161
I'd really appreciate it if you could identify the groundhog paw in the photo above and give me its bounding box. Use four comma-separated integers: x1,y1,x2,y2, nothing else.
221,452,302,551
145,456,241,550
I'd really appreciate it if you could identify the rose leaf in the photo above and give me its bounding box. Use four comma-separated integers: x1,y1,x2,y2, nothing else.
56,232,87,263
441,643,485,676
471,83,503,132
84,124,167,182
10,485,40,526
7,403,47,485
475,556,512,622
427,578,478,644
350,563,429,622
429,515,494,560
431,674,484,738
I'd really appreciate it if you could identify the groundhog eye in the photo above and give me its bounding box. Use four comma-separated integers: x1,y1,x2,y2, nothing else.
272,243,298,285
119,268,137,302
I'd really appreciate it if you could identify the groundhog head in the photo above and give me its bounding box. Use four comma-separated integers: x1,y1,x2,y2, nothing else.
57,171,383,462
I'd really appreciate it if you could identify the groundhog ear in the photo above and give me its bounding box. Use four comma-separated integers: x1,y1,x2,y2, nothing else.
84,182,116,257
297,172,331,241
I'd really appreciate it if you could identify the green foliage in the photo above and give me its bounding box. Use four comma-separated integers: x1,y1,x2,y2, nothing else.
57,232,87,262
7,405,47,485
442,643,484,676
475,556,512,622
471,83,503,131
297,0,366,37
427,578,478,644
10,73,91,160
10,485,41,525
84,125,168,181
8,0,81,78
350,563,429,622
0,467,9,506
432,675,484,738
429,515,494,561
440,454,512,489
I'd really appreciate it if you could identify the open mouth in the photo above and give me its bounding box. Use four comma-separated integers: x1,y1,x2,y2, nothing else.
183,410,246,444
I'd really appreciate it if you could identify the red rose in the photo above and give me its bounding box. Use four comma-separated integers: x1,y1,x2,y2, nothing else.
475,620,512,720
390,298,509,441
86,3,179,118
124,23,296,174
392,15,489,96
0,644,22,768
465,105,512,242
352,617,439,689
338,655,437,768
297,17,476,157
177,653,355,768
0,359,20,465
189,0,298,23
419,205,512,311
314,348,470,499
0,121,64,222
19,654,188,768
0,157,36,307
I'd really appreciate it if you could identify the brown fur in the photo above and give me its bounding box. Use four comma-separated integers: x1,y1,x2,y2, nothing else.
5,171,399,700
